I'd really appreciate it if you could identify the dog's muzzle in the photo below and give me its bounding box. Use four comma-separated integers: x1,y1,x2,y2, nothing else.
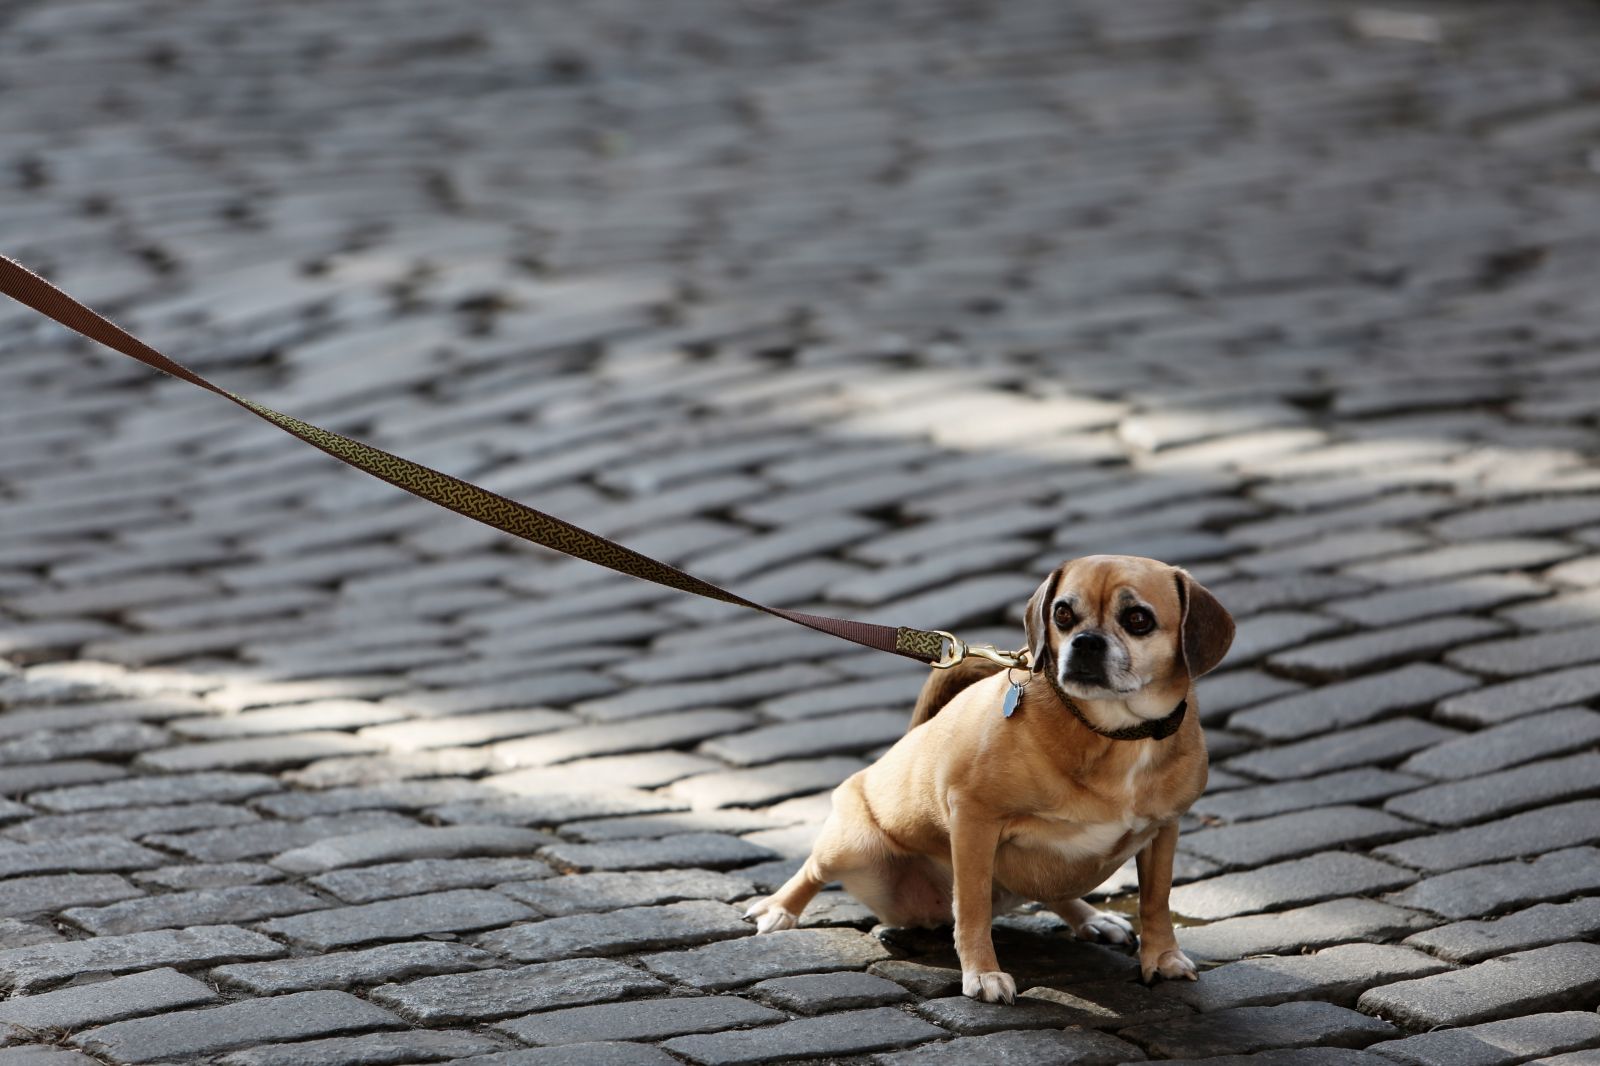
1063,631,1110,684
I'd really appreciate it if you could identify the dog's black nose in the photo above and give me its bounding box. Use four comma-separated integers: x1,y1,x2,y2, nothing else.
1071,632,1106,655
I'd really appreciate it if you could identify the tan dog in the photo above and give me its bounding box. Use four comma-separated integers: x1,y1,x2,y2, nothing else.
745,555,1234,1001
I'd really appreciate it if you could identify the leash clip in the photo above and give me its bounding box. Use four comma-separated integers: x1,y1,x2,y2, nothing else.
930,630,1028,670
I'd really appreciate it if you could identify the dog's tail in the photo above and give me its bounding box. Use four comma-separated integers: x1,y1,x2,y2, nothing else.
907,657,1005,731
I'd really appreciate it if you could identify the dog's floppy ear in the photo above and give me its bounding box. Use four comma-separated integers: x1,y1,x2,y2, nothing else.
1023,567,1061,673
1175,569,1234,679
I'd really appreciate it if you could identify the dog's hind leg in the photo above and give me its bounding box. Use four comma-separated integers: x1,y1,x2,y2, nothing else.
746,775,884,934
1050,896,1134,945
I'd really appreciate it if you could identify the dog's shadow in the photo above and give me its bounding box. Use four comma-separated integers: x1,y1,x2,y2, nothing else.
872,906,1143,986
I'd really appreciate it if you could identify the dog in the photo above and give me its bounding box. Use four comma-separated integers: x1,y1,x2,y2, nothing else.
745,555,1234,1001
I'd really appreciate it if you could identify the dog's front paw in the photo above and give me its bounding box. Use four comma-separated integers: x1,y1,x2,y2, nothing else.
962,969,1017,1003
1070,908,1134,945
743,897,798,934
1140,947,1197,983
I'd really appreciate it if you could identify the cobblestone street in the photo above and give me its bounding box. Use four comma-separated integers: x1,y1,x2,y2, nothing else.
4,0,1600,1063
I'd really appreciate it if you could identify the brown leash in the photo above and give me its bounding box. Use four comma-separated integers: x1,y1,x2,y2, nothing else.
0,255,1024,670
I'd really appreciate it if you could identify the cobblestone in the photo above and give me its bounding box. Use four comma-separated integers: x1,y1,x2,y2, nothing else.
0,926,285,993
1364,1012,1600,1066
4,0,1600,1058
494,995,784,1047
71,990,403,1064
662,1006,945,1065
0,968,218,1043
1122,1001,1396,1059
640,928,892,990
1357,943,1600,1029
1385,848,1600,920
369,959,665,1024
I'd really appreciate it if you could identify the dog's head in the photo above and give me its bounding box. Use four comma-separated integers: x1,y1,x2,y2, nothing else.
1023,555,1234,704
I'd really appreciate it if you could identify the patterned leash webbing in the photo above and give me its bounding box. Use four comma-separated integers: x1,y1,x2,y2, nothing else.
0,256,949,664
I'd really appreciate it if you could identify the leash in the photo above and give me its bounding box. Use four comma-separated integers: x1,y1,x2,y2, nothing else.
0,255,1024,671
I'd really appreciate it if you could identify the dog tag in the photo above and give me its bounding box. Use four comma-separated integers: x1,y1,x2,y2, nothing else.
1001,682,1023,718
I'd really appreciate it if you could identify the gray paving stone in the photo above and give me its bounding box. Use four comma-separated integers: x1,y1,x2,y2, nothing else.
1325,573,1548,627
1221,612,1347,666
171,700,409,740
1179,899,1435,962
556,809,784,843
1373,799,1600,871
360,709,575,752
747,971,912,1014
492,710,756,768
1365,1011,1600,1066
1436,664,1600,726
540,832,775,872
1446,622,1600,677
1235,530,1428,576
453,1044,678,1066
576,665,835,722
212,941,496,994
71,989,403,1064
430,790,683,827
150,811,419,862
1386,848,1600,919
497,869,756,917
0,968,218,1043
1268,618,1504,680
1157,944,1450,1012
1399,709,1600,779
662,1006,946,1065
0,925,286,993
370,958,666,1024
1385,752,1600,826
871,1028,1146,1065
62,883,327,936
667,757,865,809
0,722,171,767
488,751,719,793
1402,897,1600,964
1357,943,1600,1028
0,1049,100,1065
1180,806,1420,869
309,856,552,903
699,710,906,766
760,674,925,722
1,761,127,796
26,771,278,812
271,825,550,874
134,730,383,772
640,927,892,990
0,836,166,878
1122,1001,1396,1059
218,1030,505,1066
1226,719,1463,780
1196,670,1307,721
1498,586,1600,630
1193,769,1427,823
476,900,751,962
4,800,259,842
258,888,534,949
132,861,284,890
1342,539,1581,585
0,874,142,919
496,995,784,1046
913,995,1104,1035
251,779,494,818
1170,853,1418,921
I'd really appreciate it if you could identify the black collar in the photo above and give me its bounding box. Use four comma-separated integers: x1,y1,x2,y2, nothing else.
1063,695,1188,741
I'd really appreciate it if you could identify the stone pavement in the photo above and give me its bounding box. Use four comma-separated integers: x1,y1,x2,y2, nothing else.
1,0,1600,1062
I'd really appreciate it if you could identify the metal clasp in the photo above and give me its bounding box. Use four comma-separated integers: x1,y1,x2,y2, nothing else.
930,630,1028,670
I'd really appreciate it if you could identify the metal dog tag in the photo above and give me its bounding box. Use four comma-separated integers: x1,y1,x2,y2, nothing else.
1001,682,1023,718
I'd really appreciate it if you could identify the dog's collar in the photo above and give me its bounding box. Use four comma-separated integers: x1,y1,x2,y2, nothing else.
1063,695,1188,741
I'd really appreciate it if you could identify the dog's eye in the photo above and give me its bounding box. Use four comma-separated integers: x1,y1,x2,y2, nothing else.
1121,607,1156,635
1052,602,1075,628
